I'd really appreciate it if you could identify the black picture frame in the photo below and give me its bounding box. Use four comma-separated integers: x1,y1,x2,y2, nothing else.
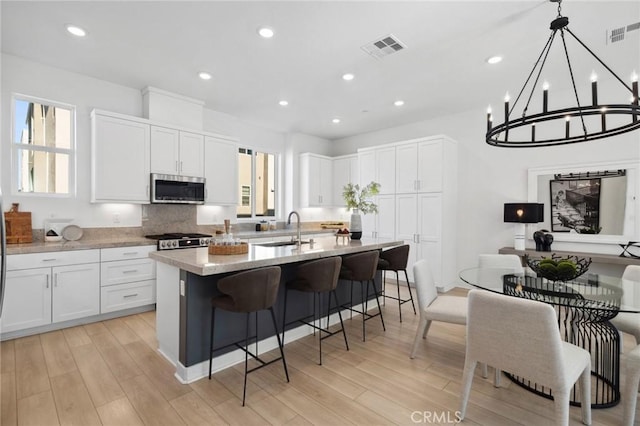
550,178,601,233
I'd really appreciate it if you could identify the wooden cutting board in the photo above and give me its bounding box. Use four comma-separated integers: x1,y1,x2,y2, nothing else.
5,203,32,244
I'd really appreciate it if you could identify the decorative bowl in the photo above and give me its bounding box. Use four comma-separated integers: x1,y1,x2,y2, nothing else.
525,254,592,282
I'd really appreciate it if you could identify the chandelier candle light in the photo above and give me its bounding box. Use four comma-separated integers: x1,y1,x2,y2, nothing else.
486,0,640,147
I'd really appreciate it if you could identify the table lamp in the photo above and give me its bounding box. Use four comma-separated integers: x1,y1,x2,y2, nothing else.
504,203,544,250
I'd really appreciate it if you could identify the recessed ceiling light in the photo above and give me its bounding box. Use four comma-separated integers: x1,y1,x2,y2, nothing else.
258,27,274,38
66,25,87,37
332,118,341,124
279,100,289,106
394,100,405,107
342,73,355,81
486,55,503,65
198,72,212,80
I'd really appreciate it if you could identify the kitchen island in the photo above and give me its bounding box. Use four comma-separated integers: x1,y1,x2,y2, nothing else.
150,236,403,383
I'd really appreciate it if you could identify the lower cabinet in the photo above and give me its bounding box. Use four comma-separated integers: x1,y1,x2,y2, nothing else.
100,246,157,314
1,250,101,333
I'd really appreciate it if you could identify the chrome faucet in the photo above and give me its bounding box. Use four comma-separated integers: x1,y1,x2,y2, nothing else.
287,210,301,245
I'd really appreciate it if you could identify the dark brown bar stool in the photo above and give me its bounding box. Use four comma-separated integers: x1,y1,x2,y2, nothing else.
282,257,348,365
339,250,385,341
377,244,416,322
208,266,289,406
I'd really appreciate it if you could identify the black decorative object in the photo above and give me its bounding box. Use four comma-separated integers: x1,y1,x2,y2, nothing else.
485,0,640,148
619,241,640,259
533,229,553,251
525,254,592,282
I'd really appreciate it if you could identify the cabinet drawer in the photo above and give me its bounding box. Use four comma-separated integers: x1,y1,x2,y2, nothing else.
7,249,100,271
101,245,156,262
101,258,156,286
101,280,156,313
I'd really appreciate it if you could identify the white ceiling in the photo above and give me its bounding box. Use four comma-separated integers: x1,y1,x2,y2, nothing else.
2,1,639,140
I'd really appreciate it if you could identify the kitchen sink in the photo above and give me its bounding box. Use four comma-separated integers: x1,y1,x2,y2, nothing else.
254,240,310,247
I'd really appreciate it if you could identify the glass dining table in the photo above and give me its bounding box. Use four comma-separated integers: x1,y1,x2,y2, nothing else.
459,267,640,409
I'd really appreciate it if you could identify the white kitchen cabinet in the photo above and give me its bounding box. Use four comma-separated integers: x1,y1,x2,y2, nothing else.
1,268,51,333
358,146,395,194
361,194,395,241
91,110,150,203
150,126,204,177
396,137,448,193
100,246,156,314
333,154,358,208
300,153,333,207
204,136,239,205
1,250,100,333
52,263,100,323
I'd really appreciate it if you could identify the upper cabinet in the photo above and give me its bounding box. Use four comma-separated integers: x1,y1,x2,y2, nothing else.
204,136,238,205
396,137,452,194
358,146,395,195
300,153,333,207
91,111,150,203
332,154,358,208
150,126,204,177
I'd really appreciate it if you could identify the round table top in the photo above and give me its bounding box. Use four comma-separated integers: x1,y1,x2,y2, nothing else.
459,267,640,314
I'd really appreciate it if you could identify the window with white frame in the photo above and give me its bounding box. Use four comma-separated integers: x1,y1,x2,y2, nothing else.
237,147,276,218
12,95,75,195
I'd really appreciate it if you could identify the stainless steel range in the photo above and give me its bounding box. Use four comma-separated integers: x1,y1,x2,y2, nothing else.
146,233,212,250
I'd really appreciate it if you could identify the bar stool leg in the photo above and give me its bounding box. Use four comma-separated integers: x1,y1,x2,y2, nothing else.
243,312,250,406
318,292,323,365
350,280,354,320
382,270,386,306
209,306,216,380
362,280,367,341
404,269,417,315
282,288,289,345
371,278,386,331
269,307,290,382
332,290,349,351
396,270,403,322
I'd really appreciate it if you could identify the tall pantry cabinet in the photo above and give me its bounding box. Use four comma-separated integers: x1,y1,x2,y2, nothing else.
359,135,457,288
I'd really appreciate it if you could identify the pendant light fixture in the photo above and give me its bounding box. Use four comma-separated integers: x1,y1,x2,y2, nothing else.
486,0,639,147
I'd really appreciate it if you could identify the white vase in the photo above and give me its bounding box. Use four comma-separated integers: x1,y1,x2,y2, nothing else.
350,209,362,240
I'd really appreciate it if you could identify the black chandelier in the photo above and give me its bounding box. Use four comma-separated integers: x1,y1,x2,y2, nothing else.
486,0,639,148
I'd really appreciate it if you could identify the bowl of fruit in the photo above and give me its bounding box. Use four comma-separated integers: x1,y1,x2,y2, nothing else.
525,254,592,282
335,228,351,243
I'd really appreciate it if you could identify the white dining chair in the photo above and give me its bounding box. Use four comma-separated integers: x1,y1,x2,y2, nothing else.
622,344,640,426
476,254,524,291
409,260,488,377
611,265,640,348
459,289,592,426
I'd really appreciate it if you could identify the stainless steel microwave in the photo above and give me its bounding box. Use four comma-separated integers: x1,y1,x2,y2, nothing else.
150,173,206,204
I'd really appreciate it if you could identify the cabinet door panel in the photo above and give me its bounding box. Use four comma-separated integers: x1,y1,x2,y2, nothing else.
101,258,156,286
395,194,417,241
418,141,443,192
376,147,396,194
396,144,418,193
204,137,238,205
1,268,51,333
417,193,442,239
333,157,351,208
358,150,376,187
92,114,150,203
150,126,179,174
101,280,156,314
376,195,396,240
52,263,100,323
319,158,333,206
179,132,204,177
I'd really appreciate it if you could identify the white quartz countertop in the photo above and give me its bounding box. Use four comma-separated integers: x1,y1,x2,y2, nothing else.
149,236,403,276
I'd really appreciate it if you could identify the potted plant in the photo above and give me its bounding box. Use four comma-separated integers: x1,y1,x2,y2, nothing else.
342,182,380,239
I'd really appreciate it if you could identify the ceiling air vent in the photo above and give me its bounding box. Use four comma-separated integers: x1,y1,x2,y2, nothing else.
361,34,406,59
607,21,640,44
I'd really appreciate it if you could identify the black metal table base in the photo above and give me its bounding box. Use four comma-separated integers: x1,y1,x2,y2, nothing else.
503,275,621,408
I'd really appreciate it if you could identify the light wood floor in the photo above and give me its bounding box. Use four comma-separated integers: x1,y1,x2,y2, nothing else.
0,285,637,425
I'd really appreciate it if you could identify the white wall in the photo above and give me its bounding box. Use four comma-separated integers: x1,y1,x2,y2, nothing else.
331,81,640,274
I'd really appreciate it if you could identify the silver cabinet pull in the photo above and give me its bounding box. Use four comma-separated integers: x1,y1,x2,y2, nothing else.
175,160,179,172
122,252,138,256
123,293,138,298
122,269,138,274
46,275,50,289
42,258,57,262
54,273,58,287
